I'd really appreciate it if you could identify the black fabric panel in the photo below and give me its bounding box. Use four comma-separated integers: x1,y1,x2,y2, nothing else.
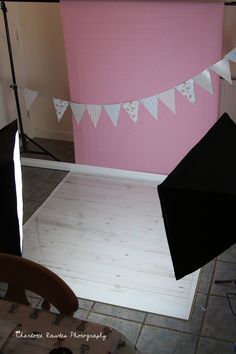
0,120,18,164
0,120,21,256
158,113,236,280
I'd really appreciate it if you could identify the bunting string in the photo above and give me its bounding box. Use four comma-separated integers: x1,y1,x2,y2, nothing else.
17,47,236,127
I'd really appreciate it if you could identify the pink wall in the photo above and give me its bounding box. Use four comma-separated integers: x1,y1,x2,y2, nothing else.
60,1,224,174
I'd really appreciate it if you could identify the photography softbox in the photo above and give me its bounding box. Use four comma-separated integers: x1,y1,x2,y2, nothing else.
158,113,236,280
0,120,21,256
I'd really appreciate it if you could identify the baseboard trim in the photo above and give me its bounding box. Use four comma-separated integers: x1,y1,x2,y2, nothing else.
32,129,74,142
21,158,167,183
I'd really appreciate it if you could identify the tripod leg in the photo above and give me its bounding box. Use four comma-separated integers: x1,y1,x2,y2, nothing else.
24,134,60,161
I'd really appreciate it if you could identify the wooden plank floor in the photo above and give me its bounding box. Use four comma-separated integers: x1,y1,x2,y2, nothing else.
23,172,199,319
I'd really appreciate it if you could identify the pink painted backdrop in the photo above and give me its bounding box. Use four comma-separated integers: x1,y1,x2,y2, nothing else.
60,1,224,174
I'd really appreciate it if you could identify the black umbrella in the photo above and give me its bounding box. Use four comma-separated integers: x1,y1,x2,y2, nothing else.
158,113,236,280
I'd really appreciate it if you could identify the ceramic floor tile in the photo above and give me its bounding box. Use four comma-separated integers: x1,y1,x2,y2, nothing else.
196,337,235,354
23,200,42,224
0,289,7,298
30,181,58,203
88,312,141,345
137,325,197,354
26,296,42,308
145,293,207,334
78,298,94,311
48,170,69,183
201,295,236,342
22,166,54,201
218,244,236,263
93,302,146,323
22,166,53,180
26,290,41,300
37,302,60,314
210,261,236,296
197,260,215,294
73,308,89,321
0,283,7,299
0,283,8,290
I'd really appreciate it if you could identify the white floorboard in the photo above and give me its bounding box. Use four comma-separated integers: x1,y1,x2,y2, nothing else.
23,172,199,320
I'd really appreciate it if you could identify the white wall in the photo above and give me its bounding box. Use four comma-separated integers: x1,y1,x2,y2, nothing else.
0,2,73,140
0,3,20,130
14,3,73,141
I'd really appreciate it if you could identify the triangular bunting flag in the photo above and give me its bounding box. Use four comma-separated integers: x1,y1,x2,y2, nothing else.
104,104,121,127
70,102,86,125
52,98,69,122
193,69,213,95
211,58,232,84
141,95,158,119
158,88,176,113
123,101,140,123
176,79,196,104
225,48,236,63
87,105,102,127
22,88,38,111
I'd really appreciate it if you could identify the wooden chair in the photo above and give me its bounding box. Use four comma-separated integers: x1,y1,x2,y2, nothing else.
0,253,78,315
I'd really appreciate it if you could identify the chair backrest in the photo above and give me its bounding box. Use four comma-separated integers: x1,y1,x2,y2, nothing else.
0,253,78,315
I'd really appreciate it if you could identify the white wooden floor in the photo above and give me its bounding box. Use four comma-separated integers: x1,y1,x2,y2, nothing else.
23,172,199,320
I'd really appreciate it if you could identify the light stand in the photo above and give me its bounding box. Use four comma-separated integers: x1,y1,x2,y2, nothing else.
0,1,59,161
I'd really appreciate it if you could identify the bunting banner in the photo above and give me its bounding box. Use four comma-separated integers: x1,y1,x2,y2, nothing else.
86,105,102,127
211,58,232,84
70,102,86,126
104,104,121,127
22,88,38,111
123,101,140,123
193,69,213,95
226,48,236,63
52,98,69,122
176,79,196,104
18,47,236,128
141,95,158,120
158,88,176,113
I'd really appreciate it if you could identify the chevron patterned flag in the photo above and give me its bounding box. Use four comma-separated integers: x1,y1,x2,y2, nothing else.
141,95,158,119
104,104,121,127
158,88,176,113
70,103,86,125
87,105,102,127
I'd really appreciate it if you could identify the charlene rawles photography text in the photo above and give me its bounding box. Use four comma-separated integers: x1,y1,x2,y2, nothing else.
15,330,107,342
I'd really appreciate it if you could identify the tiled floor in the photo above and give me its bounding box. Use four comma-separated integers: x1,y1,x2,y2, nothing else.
21,139,236,354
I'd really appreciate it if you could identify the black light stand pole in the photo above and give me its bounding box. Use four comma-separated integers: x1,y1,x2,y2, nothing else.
0,1,60,161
